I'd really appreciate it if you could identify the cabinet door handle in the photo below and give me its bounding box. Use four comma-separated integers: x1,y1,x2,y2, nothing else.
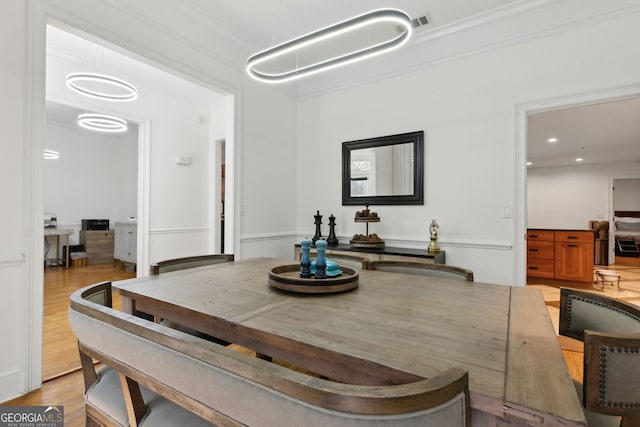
528,266,538,270
529,248,539,252
568,244,579,247
567,236,579,239
529,235,539,238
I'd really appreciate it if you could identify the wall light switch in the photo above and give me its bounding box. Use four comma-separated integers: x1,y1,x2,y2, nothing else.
175,155,191,166
504,205,512,218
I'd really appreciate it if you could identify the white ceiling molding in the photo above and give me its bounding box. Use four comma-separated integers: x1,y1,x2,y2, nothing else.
294,0,640,99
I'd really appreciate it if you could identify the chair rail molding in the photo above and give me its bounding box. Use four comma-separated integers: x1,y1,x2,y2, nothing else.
149,227,210,235
0,256,26,269
241,232,299,243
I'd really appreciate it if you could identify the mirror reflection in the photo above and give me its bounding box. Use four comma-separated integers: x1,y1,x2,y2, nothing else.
349,143,414,197
342,131,423,205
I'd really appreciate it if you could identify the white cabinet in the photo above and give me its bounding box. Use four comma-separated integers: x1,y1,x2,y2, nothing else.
114,222,137,265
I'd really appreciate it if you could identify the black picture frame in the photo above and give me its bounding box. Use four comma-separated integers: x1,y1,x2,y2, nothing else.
342,131,424,205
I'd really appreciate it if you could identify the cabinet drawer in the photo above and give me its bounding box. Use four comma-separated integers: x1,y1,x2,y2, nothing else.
554,231,593,243
527,230,554,241
526,259,554,278
527,241,554,260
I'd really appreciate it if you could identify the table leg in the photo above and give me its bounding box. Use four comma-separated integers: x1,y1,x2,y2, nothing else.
65,234,70,268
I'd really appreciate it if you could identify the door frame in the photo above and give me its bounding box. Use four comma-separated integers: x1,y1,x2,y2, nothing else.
516,83,640,285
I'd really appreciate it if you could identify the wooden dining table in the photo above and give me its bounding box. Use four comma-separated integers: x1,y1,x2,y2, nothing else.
113,257,586,426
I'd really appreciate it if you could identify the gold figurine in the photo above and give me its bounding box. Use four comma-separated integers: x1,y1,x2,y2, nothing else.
428,219,440,253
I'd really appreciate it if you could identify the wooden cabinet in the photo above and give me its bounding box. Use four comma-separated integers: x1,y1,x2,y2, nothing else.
294,243,445,264
527,229,594,282
526,230,555,279
80,230,115,265
114,222,137,266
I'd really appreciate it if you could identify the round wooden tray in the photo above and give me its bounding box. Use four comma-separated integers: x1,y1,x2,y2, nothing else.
268,264,359,294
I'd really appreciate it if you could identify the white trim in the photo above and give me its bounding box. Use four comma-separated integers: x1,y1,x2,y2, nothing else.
411,0,553,44
297,1,640,100
149,227,210,235
0,257,26,268
515,83,640,286
241,232,298,243
26,0,47,395
137,119,151,277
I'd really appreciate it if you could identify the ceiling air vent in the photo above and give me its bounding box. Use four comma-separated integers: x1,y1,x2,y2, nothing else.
411,13,431,28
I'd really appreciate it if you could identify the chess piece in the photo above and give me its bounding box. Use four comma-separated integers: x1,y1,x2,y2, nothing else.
327,215,339,246
312,210,323,244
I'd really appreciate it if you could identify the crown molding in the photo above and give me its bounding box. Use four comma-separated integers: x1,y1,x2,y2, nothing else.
295,0,640,100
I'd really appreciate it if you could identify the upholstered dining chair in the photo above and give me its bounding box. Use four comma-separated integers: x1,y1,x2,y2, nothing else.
559,287,640,427
366,260,474,282
75,282,212,427
148,253,235,345
149,253,234,275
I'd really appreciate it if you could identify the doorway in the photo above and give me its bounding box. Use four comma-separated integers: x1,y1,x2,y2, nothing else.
42,23,235,381
514,87,640,283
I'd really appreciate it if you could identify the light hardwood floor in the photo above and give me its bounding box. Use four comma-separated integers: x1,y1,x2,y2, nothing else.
3,260,640,426
42,263,135,381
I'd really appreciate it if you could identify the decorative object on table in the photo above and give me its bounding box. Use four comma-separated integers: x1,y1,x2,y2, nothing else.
350,202,385,248
327,214,339,246
314,239,327,279
300,238,312,278
312,210,323,244
268,265,359,294
311,258,343,277
428,219,440,253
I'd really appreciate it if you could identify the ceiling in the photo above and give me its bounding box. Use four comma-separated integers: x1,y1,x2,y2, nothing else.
527,97,640,168
46,1,640,167
185,0,519,50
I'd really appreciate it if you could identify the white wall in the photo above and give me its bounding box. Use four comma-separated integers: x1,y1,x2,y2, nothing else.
44,122,138,248
297,10,640,285
0,0,36,405
614,178,640,211
528,162,640,228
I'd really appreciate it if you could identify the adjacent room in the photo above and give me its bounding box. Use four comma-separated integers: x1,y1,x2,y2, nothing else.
3,1,640,426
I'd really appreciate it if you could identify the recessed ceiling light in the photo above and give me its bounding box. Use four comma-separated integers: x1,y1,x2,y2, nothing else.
547,137,558,143
575,158,583,162
526,161,532,166
66,72,138,102
44,149,59,160
78,113,128,133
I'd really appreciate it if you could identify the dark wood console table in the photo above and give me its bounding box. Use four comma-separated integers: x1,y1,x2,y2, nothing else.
294,243,445,264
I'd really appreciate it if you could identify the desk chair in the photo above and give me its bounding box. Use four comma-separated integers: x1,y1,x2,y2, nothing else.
559,288,640,427
366,260,474,282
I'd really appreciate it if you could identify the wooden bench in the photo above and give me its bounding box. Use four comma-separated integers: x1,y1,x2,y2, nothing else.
69,282,471,427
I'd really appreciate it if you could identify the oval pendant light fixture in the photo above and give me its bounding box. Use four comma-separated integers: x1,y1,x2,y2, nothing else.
247,8,412,84
78,113,128,133
66,72,138,102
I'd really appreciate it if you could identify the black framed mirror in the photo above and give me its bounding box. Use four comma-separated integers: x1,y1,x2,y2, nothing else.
342,131,424,205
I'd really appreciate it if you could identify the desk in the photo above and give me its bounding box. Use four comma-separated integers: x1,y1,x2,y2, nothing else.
44,228,74,267
114,257,586,426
